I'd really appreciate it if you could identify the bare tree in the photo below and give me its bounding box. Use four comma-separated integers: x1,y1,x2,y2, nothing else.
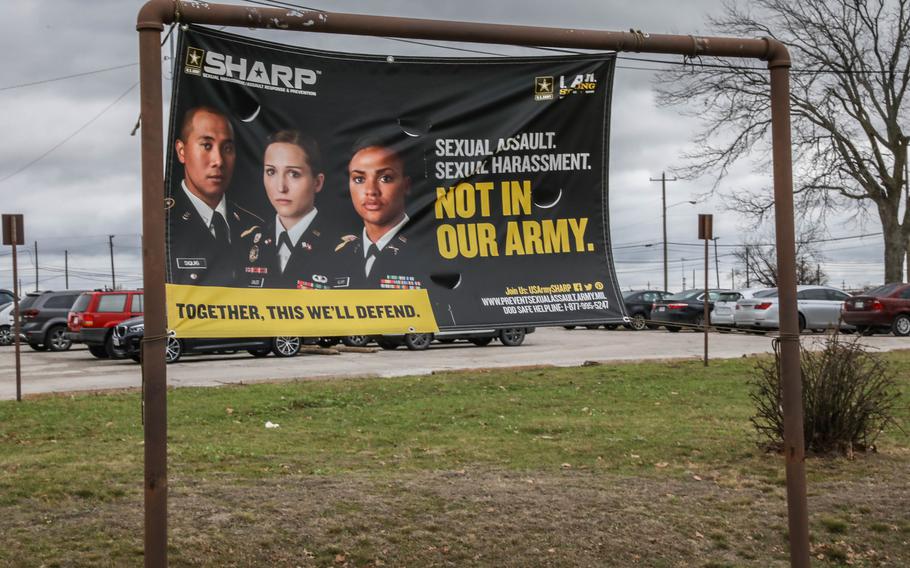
656,0,910,282
733,239,828,287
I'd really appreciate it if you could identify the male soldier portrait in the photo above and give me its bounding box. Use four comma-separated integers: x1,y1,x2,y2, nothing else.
168,106,262,286
334,132,427,290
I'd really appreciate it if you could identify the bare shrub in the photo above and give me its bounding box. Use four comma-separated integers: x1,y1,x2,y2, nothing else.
750,334,901,455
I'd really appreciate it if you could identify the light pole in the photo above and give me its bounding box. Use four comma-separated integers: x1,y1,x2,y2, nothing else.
664,199,696,291
650,172,677,292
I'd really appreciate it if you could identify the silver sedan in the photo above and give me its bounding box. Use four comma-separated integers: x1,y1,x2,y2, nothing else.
734,285,853,332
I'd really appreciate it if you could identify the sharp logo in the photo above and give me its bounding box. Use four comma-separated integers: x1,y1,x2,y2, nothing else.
558,73,598,97
204,51,318,88
184,46,319,94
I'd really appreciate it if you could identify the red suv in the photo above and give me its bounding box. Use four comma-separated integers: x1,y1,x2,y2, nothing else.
67,290,144,358
842,282,910,336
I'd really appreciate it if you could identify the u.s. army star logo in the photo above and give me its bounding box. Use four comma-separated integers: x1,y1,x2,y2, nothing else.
185,47,204,76
534,76,555,101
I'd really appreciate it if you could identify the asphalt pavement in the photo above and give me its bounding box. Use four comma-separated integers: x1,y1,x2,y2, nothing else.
2,327,908,400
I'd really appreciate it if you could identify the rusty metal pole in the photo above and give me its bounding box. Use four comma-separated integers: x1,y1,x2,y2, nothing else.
137,2,171,566
704,235,709,366
11,217,22,402
768,60,809,568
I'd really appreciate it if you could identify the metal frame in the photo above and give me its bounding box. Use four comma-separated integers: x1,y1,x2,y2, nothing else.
137,2,807,566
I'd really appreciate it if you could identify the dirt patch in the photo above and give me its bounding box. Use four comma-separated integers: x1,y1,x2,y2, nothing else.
1,465,907,567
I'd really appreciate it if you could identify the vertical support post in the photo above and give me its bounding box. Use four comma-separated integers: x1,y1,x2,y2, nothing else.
11,218,22,402
713,237,720,288
33,241,38,292
703,237,709,366
65,250,69,289
109,235,117,290
661,174,668,292
138,17,168,568
769,63,810,568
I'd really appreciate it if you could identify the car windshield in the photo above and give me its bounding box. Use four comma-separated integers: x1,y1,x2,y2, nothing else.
664,290,701,301
866,283,901,297
18,294,40,309
753,288,779,298
622,291,640,300
71,293,92,312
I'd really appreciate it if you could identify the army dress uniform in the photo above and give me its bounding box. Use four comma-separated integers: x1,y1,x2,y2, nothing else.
167,184,263,286
239,211,334,289
333,220,426,290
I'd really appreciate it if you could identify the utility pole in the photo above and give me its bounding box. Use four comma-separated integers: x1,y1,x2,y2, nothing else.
713,237,721,288
33,240,38,292
649,171,678,293
745,245,751,288
65,250,69,289
109,235,116,290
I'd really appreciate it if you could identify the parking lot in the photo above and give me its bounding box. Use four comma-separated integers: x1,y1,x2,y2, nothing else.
2,326,909,400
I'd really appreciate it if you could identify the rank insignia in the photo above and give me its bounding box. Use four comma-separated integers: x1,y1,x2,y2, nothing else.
182,212,192,221
249,245,259,262
335,234,358,252
397,234,408,244
301,241,312,251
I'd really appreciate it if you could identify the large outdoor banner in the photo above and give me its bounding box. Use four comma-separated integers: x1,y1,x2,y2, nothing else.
165,26,624,337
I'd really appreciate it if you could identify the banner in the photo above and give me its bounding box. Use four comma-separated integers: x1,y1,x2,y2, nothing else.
165,26,624,337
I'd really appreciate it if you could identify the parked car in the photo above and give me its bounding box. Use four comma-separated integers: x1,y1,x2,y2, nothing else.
66,289,144,358
842,282,910,336
622,289,670,330
0,289,15,306
112,316,302,363
16,290,88,351
651,289,730,332
0,301,13,346
711,288,771,327
734,285,853,332
375,327,535,350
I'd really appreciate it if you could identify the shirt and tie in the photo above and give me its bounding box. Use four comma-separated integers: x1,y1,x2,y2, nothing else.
275,208,318,274
362,214,409,277
182,181,232,244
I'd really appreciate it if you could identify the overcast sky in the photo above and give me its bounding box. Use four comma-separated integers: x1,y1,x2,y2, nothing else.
0,0,889,295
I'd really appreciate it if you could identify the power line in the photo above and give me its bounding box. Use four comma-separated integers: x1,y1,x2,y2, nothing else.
0,63,138,93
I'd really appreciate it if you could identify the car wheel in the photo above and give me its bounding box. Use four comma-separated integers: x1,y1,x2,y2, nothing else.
248,347,271,357
404,333,433,351
317,337,340,348
798,314,807,333
665,326,680,333
272,336,301,357
342,335,371,347
470,337,493,347
499,328,526,346
584,324,600,330
892,314,910,337
88,345,110,359
377,338,400,350
0,325,12,346
165,336,182,364
46,325,72,352
629,314,648,331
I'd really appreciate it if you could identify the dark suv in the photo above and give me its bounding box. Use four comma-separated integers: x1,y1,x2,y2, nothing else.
18,290,88,351
66,289,143,358
112,316,302,363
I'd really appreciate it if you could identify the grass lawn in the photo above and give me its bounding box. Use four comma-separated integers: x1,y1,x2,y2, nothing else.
0,353,908,567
